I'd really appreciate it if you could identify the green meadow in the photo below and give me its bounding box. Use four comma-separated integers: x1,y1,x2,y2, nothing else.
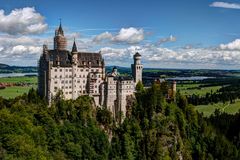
178,83,221,96
0,76,239,116
178,83,240,116
195,100,240,117
0,76,37,99
0,76,37,83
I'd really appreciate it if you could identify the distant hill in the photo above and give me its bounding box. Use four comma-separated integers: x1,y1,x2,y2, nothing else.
0,63,9,68
0,63,37,73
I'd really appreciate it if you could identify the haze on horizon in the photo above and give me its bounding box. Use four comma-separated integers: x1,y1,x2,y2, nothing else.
0,0,240,69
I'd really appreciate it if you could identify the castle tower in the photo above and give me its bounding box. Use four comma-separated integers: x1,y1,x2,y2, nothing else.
131,52,143,84
54,20,67,50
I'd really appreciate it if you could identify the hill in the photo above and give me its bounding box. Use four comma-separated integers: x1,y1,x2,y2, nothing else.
0,84,239,159
0,63,37,73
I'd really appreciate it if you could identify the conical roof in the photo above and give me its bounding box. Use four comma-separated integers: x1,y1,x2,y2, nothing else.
57,20,64,35
72,39,78,53
134,52,141,57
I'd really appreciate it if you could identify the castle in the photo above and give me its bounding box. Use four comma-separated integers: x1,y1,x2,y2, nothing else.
38,22,143,120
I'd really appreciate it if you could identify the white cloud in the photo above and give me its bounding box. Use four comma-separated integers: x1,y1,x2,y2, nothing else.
66,32,81,40
93,27,144,44
210,2,240,9
99,43,240,69
0,34,45,65
220,39,240,50
0,7,47,35
113,27,144,44
93,32,112,43
156,35,177,46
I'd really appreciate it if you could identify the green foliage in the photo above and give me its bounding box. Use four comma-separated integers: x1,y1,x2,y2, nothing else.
0,85,240,159
135,81,144,93
0,89,109,159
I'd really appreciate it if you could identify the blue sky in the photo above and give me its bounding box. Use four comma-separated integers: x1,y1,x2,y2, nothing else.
1,0,240,69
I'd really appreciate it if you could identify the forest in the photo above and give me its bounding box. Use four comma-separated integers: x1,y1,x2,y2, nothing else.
187,79,240,105
0,83,240,160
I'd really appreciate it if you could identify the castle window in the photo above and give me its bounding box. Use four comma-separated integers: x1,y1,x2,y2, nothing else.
69,80,72,83
60,69,62,72
60,75,62,78
66,69,68,72
65,80,68,83
69,69,72,72
69,86,72,89
62,80,64,83
91,69,94,72
54,87,57,90
86,69,89,72
55,69,57,72
81,69,83,72
69,92,72,94
65,86,68,89
79,75,81,78
77,80,80,83
54,81,57,84
95,85,97,88
55,75,57,78
66,92,68,94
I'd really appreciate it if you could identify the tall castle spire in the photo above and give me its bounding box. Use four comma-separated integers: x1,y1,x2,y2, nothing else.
58,18,64,35
72,38,78,53
54,19,67,50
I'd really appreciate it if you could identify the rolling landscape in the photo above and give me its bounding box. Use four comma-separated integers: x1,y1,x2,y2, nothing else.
1,0,240,160
1,65,240,116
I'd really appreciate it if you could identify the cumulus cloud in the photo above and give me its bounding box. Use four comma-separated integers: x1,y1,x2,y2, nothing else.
219,39,240,50
0,34,46,65
100,43,240,69
93,32,112,43
156,35,177,45
93,27,144,44
113,27,144,44
66,32,81,40
10,45,41,55
210,2,240,9
0,7,47,35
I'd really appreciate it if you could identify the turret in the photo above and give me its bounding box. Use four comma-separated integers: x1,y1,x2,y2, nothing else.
131,52,143,84
71,38,78,53
111,66,118,76
54,20,67,50
71,39,78,65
